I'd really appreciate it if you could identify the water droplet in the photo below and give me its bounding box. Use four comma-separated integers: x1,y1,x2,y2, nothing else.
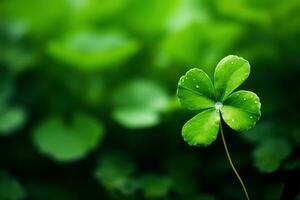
231,119,235,122
193,78,196,81
214,102,223,110
243,98,247,101
250,95,253,98
255,101,258,104
196,85,199,88
250,116,253,119
231,61,234,64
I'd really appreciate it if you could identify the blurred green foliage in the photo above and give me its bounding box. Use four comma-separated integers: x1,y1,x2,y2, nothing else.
0,0,300,199
0,170,26,200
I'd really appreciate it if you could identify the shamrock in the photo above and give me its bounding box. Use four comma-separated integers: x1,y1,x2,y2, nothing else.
177,55,262,200
177,55,261,146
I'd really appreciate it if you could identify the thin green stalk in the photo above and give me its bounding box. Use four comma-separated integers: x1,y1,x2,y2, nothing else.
220,122,250,200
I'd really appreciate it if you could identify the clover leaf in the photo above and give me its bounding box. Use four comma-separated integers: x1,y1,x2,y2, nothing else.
253,139,292,173
32,114,104,162
177,55,261,200
177,55,261,146
48,29,139,70
113,79,169,129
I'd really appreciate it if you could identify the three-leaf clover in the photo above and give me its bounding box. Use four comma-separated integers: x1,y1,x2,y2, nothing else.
177,55,261,146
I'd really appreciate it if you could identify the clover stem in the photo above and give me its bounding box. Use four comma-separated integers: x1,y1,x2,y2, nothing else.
220,122,250,200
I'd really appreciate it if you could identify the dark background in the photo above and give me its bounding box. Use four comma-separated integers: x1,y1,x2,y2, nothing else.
0,0,300,199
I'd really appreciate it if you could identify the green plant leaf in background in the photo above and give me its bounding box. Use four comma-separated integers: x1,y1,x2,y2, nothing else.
156,22,242,73
264,182,284,200
0,107,26,135
214,0,271,26
0,170,26,200
0,78,13,106
138,174,172,199
253,139,292,173
177,55,261,146
0,79,26,136
0,0,68,36
283,158,300,171
123,0,179,36
113,79,169,129
1,0,300,199
94,153,137,196
32,114,104,162
48,29,139,70
166,0,211,31
0,47,35,74
68,0,132,22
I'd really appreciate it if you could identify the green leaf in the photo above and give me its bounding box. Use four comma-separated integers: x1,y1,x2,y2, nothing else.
113,108,160,129
215,0,271,26
69,0,131,22
182,109,220,146
113,79,169,128
177,68,215,110
32,114,104,162
264,182,284,200
253,139,292,173
0,47,35,74
139,174,172,199
48,29,139,70
123,0,179,36
0,170,26,200
221,90,261,132
94,153,137,195
157,22,242,72
0,0,68,36
166,0,211,31
0,107,26,135
283,158,300,170
214,55,250,101
0,78,13,107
